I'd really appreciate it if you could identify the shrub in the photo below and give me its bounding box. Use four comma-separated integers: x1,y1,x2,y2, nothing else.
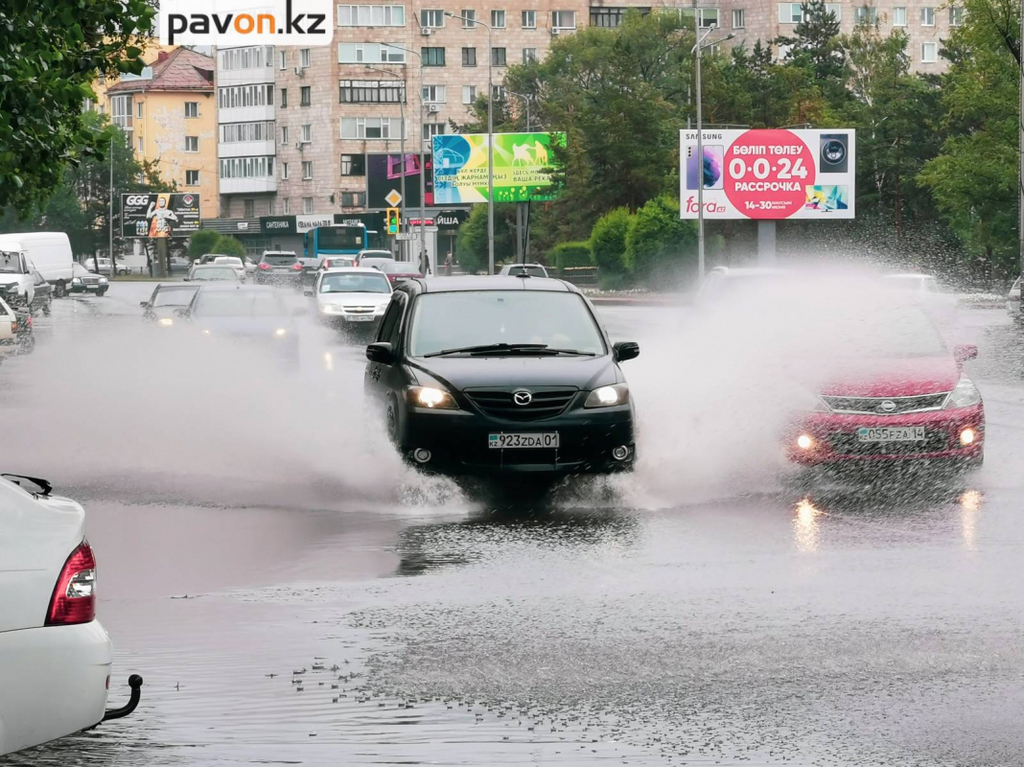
187,229,222,261
549,240,592,273
624,195,697,287
589,207,633,275
216,236,246,258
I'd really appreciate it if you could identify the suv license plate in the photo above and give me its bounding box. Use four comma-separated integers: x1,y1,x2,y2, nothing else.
488,432,560,449
857,426,926,442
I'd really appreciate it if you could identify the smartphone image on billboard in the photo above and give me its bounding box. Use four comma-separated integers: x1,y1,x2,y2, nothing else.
819,134,849,174
686,145,724,190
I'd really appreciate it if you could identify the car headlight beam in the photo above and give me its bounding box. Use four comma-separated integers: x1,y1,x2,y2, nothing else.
407,386,459,410
585,383,629,408
944,375,981,409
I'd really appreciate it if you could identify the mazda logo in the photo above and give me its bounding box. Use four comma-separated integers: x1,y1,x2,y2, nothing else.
879,400,897,413
513,390,533,406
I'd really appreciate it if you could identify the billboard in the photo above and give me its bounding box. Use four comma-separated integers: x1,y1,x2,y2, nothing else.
121,193,202,237
679,129,856,220
432,132,566,204
366,153,434,210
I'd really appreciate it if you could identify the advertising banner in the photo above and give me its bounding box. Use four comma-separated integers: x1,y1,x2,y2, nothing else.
121,193,202,238
432,132,566,204
679,129,855,220
366,153,434,210
295,214,335,233
260,215,297,235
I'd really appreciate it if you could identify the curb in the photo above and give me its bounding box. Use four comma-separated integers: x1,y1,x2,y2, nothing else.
588,296,684,306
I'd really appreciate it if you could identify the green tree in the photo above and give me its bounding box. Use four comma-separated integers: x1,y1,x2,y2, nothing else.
188,230,224,261
548,241,592,274
774,0,849,109
589,208,633,276
455,205,516,273
624,195,697,286
0,0,156,213
216,236,246,258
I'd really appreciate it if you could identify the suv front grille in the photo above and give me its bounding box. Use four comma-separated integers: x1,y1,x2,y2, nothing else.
821,392,948,415
464,387,577,421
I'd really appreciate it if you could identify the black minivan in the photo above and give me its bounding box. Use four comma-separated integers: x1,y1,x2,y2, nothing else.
364,276,639,477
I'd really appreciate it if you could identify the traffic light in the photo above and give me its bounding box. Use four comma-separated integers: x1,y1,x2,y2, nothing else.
386,208,400,235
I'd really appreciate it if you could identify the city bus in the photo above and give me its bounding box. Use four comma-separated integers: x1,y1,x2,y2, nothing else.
301,224,369,269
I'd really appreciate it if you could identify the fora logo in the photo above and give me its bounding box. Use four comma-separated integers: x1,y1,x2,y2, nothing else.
683,197,726,214
161,0,332,46
125,195,151,206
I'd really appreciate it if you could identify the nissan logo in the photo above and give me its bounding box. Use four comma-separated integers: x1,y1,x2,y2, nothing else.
879,400,897,413
512,390,533,406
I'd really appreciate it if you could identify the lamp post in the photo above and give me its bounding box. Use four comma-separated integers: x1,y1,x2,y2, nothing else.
691,25,734,282
506,89,532,263
365,63,406,255
446,11,494,274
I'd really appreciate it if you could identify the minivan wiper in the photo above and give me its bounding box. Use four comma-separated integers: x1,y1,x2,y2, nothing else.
424,343,596,358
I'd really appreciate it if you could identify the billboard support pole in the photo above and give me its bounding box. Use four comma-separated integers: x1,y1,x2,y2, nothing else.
108,135,114,281
757,221,777,266
155,237,168,279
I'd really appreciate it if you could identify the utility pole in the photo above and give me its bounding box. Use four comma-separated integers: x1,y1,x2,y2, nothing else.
366,63,407,258
1019,0,1024,278
508,89,531,264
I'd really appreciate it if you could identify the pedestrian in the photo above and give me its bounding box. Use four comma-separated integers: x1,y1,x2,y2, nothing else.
444,250,453,276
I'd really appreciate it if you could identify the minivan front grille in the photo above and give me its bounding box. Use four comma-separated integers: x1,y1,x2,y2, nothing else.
821,392,949,415
464,387,577,421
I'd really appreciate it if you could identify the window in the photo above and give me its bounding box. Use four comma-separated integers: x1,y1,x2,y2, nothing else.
340,116,406,139
422,85,446,103
462,9,476,27
111,95,133,131
491,9,506,27
219,46,271,70
185,135,199,152
551,10,576,29
523,48,537,63
282,162,289,179
299,124,311,143
337,4,405,26
921,6,935,25
340,191,366,207
303,160,313,179
462,84,477,104
590,8,625,27
461,47,476,66
893,6,907,26
244,199,255,217
521,9,536,28
185,101,199,118
301,86,311,106
779,3,802,22
491,47,506,66
338,42,406,63
186,170,200,186
136,101,144,118
221,121,275,143
303,197,314,215
421,9,444,27
268,200,276,215
300,48,311,67
699,8,719,27
855,6,877,24
280,88,288,107
217,85,274,109
422,122,445,141
340,79,406,103
949,6,963,25
219,156,275,178
281,126,289,145
422,47,446,66
341,154,366,176
921,41,938,61
732,8,745,28
279,50,287,69
137,136,144,152
492,84,506,100
283,198,290,214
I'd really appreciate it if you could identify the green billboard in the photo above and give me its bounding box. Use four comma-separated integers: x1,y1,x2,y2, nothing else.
432,132,566,204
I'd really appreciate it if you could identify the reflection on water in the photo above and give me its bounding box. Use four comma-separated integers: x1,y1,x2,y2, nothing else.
793,498,824,552
959,489,983,551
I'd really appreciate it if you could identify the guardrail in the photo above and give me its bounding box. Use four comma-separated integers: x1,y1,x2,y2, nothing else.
559,266,599,287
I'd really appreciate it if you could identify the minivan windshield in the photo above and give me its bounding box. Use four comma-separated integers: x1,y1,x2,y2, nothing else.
0,252,23,274
408,291,606,357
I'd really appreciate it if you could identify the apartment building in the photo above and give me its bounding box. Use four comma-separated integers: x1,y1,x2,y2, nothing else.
105,48,220,218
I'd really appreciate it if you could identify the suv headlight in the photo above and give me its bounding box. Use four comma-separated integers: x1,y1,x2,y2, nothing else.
944,376,981,409
585,383,629,408
406,385,459,410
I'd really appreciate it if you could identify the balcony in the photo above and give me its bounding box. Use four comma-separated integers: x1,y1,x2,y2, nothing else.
219,140,277,159
219,176,278,194
218,104,276,124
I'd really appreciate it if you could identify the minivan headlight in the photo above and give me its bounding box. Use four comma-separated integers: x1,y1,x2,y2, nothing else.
945,376,981,409
585,383,629,408
407,385,458,410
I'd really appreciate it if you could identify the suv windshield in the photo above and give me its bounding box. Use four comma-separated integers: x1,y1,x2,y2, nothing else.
262,254,298,266
320,273,391,293
408,291,605,357
193,291,284,317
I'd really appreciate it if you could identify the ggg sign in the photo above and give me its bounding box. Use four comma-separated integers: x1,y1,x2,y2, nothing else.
121,193,201,238
679,129,855,220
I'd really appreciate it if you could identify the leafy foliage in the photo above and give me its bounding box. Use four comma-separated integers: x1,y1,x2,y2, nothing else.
455,205,516,274
589,208,634,275
188,230,224,261
549,241,592,273
625,195,698,285
216,237,246,259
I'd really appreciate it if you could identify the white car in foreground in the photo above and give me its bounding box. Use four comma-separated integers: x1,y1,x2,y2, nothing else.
306,267,393,329
0,474,142,757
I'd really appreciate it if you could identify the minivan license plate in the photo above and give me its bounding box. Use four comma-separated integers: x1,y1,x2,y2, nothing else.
488,432,559,449
857,426,926,442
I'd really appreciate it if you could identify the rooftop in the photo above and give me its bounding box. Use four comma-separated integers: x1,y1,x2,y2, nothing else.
107,47,214,94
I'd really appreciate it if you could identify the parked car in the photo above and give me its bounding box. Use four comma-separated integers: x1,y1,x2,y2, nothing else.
69,263,109,297
379,260,423,286
0,232,74,297
254,251,304,287
169,256,192,273
185,265,240,283
0,296,34,360
0,473,142,757
317,256,356,272
355,250,396,271
307,267,392,333
140,284,200,325
364,276,640,481
1007,275,1021,323
499,263,549,278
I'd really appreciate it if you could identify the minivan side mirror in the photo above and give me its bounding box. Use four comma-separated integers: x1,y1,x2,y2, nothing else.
613,341,640,363
954,343,978,363
303,288,314,297
366,342,394,365
139,301,149,308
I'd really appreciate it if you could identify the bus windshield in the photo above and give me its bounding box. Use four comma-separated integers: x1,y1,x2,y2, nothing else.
314,226,366,253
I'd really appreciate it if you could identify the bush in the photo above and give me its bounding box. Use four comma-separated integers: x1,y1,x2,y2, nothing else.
217,236,246,258
624,195,697,287
455,205,515,274
188,229,222,261
589,208,633,275
549,241,592,273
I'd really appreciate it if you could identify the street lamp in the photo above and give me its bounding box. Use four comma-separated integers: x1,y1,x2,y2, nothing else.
365,63,407,243
445,11,495,274
691,25,734,282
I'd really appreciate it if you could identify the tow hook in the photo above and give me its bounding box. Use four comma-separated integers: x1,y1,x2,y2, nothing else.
102,674,144,721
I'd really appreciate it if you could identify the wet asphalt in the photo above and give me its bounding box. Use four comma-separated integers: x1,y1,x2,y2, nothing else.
2,283,1023,767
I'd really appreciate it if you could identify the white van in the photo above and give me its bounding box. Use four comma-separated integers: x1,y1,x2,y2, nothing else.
0,233,74,298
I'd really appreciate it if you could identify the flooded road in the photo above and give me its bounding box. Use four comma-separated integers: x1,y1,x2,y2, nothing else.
3,284,1023,766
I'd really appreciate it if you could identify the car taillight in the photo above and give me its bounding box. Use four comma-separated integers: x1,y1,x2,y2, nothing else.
45,541,97,626
292,262,303,271
258,263,271,270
